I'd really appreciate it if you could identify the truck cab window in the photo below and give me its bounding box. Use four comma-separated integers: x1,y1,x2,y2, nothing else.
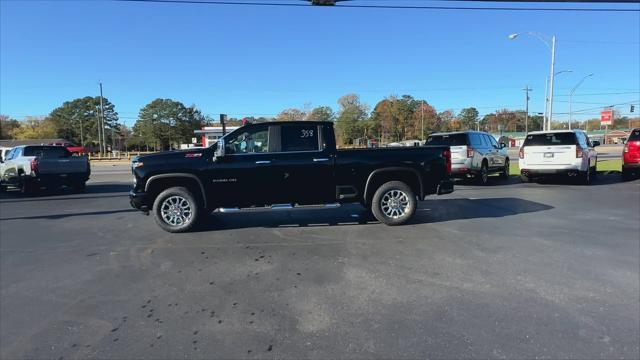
225,127,269,154
281,125,321,152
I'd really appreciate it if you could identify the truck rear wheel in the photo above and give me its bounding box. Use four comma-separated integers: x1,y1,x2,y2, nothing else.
370,181,417,226
19,178,37,194
72,181,86,193
153,187,200,233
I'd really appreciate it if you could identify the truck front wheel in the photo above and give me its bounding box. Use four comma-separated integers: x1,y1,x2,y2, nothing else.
153,187,200,233
370,181,417,226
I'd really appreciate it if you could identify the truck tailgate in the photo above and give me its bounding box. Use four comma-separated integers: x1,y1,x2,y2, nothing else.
36,158,89,175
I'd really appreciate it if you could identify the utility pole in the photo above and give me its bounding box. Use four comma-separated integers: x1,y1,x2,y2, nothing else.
523,85,531,133
99,82,106,155
96,109,102,156
78,114,84,147
421,100,424,142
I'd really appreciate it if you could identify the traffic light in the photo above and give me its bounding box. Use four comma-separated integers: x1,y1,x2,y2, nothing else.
631,105,635,113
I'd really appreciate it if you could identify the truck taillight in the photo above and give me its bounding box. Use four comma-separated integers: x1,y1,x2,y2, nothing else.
624,144,629,153
576,147,584,158
443,148,452,174
519,148,524,159
467,147,474,158
30,159,38,173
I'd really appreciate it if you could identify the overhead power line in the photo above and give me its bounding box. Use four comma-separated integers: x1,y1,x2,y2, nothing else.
554,91,640,97
112,0,640,12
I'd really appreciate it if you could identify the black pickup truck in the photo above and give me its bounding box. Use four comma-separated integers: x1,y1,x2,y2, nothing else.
130,121,453,232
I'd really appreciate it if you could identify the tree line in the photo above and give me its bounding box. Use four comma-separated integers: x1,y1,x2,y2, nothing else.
1,94,638,150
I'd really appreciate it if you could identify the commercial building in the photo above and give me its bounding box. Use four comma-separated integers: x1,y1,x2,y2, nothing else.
194,126,240,148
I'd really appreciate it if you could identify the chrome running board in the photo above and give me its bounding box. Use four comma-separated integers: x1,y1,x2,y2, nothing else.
216,203,341,213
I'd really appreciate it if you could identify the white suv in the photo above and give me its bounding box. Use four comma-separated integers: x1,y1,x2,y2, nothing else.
519,130,599,184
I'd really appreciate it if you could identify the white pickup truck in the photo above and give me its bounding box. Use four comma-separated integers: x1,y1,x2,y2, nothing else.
0,145,90,193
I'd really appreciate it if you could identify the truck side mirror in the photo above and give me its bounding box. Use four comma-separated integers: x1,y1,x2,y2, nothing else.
592,140,600,147
214,138,225,158
500,143,507,149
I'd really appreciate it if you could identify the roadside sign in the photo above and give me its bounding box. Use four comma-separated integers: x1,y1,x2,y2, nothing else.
601,109,613,126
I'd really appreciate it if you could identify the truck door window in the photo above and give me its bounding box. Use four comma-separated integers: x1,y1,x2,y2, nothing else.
225,126,269,155
280,125,321,152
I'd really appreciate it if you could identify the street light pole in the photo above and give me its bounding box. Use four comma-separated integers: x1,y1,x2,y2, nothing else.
99,82,106,155
547,35,556,131
508,32,557,131
523,85,531,133
569,73,594,130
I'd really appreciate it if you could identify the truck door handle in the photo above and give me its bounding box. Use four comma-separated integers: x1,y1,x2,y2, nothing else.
313,158,329,162
255,160,271,164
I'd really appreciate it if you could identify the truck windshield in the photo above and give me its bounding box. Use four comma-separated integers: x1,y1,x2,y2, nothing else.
23,146,71,158
523,133,577,146
427,134,468,146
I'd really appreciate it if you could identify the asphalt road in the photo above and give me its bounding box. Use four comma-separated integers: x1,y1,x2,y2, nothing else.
1,169,639,359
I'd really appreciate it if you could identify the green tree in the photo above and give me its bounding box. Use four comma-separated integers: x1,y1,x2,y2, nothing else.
335,94,368,146
458,107,479,131
133,99,205,150
0,115,21,139
9,117,57,139
306,106,335,122
48,96,119,147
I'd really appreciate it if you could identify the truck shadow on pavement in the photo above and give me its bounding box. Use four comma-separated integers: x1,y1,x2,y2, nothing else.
457,173,628,188
0,183,131,203
195,197,553,232
0,209,137,221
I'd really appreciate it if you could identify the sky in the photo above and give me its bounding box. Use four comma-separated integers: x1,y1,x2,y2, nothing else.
1,0,639,127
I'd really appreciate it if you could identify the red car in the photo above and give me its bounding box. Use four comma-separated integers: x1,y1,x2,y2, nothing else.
49,141,89,155
622,128,640,180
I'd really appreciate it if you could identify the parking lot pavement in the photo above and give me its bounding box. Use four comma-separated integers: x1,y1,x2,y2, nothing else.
1,173,638,359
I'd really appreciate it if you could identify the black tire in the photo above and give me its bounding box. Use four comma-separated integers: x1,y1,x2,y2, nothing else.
152,187,201,233
580,168,591,185
72,181,86,193
501,159,510,180
19,178,36,194
476,161,489,185
622,169,632,181
370,181,417,226
520,174,531,183
590,165,597,180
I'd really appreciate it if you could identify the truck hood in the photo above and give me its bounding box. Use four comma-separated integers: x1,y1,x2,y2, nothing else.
135,149,206,165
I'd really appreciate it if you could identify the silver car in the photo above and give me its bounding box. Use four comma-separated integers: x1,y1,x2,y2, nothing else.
427,131,510,185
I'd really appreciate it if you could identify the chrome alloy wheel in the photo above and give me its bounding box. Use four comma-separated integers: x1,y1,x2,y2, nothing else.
380,190,410,219
160,195,193,226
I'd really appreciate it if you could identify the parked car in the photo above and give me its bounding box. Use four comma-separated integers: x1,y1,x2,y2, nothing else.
622,128,640,180
518,130,599,185
0,145,90,193
0,147,12,162
129,121,454,232
426,131,510,185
